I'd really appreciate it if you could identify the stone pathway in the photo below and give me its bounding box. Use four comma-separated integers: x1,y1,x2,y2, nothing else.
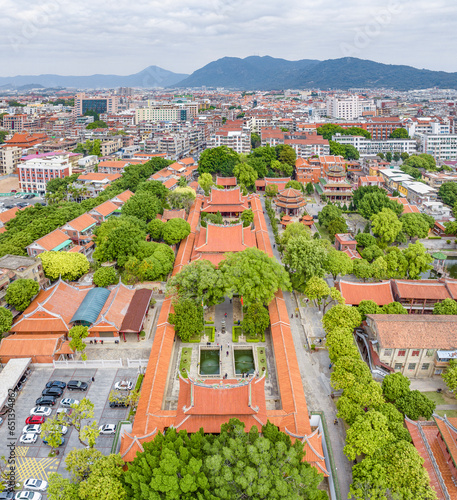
260,195,353,498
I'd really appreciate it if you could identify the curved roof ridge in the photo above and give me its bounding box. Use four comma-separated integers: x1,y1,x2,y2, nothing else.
92,282,123,324
303,434,325,461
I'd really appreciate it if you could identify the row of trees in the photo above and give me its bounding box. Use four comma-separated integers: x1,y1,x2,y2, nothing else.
197,144,297,180
322,305,436,498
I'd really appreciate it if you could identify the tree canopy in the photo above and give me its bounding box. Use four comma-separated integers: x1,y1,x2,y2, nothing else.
41,251,89,281
198,172,214,196
434,297,457,315
92,266,117,287
389,127,409,139
169,298,204,342
162,218,191,245
371,208,403,247
0,307,13,334
241,302,270,338
439,181,457,206
5,278,39,312
121,192,161,222
198,146,240,176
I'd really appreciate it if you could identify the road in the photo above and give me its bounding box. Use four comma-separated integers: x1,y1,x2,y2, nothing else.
260,195,353,498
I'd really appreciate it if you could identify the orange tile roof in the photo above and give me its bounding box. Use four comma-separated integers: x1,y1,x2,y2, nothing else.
0,334,62,359
163,178,178,189
111,190,134,203
393,280,451,301
90,200,118,217
162,209,186,221
215,176,237,186
0,207,19,225
78,173,122,182
89,282,135,332
64,213,97,232
336,280,394,306
31,229,71,252
367,314,457,349
193,223,257,255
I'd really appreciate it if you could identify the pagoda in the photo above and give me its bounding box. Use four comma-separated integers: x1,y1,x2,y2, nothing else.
275,187,306,216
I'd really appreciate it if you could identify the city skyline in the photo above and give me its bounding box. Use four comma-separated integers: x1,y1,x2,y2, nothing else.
1,0,457,76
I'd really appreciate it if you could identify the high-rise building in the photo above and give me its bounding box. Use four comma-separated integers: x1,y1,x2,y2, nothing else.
74,93,119,117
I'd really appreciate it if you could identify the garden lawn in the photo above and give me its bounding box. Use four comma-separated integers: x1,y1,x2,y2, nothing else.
257,347,268,377
422,391,454,406
178,347,192,378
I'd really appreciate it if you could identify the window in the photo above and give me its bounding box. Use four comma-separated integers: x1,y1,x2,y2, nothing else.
384,349,393,356
395,363,402,370
412,350,420,357
398,350,406,357
422,363,430,371
408,363,416,370
426,349,434,357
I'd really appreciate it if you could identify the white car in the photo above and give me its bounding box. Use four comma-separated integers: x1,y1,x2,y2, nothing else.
98,424,116,435
19,433,37,445
60,398,79,407
114,380,133,391
23,478,48,491
59,425,68,435
14,492,42,500
22,425,41,435
56,408,71,415
29,407,52,417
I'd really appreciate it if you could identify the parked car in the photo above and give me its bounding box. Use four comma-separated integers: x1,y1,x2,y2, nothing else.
19,434,37,445
29,407,52,417
14,491,42,500
22,425,41,435
42,437,65,447
34,396,56,407
58,425,68,435
0,491,15,499
67,380,88,391
114,380,133,391
25,416,45,425
99,424,116,435
109,400,128,408
16,202,29,208
45,381,66,390
56,408,72,416
41,387,63,398
60,398,79,407
23,479,48,492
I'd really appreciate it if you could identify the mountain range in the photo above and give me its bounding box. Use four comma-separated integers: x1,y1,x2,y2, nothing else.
2,57,457,91
0,65,188,90
174,56,457,90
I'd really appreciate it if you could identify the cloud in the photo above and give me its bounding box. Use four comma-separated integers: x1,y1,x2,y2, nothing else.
0,0,456,77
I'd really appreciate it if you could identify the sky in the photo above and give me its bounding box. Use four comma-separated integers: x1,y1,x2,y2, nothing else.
1,0,457,77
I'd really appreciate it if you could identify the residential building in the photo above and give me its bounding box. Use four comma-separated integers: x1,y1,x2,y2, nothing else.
89,200,119,223
421,171,457,189
100,138,123,157
422,201,452,220
208,128,251,154
326,95,376,120
110,190,134,207
74,93,119,117
18,155,72,195
365,314,457,378
420,134,457,161
26,229,73,256
334,234,361,260
157,134,190,159
295,158,321,184
401,180,437,205
75,173,122,196
135,105,188,124
331,134,417,156
60,214,98,255
0,147,22,174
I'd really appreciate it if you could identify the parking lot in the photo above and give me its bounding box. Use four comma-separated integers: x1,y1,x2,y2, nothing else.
0,194,45,212
0,366,138,496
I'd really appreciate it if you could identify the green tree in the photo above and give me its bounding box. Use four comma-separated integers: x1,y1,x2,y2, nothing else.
92,267,117,287
148,219,165,241
220,248,291,306
371,208,403,247
361,244,384,262
169,298,204,342
77,453,126,500
371,256,388,280
439,181,457,206
355,233,376,249
276,144,296,165
251,132,261,149
198,146,240,176
168,187,196,212
265,184,278,197
306,182,314,195
124,243,174,282
162,218,191,245
327,332,358,363
283,237,328,291
67,398,96,446
331,356,373,392
303,276,330,309
322,304,362,333
327,217,348,241
40,251,90,281
385,151,392,162
79,420,100,448
357,300,380,321
382,372,411,402
285,180,303,191
317,204,342,227
396,390,436,420
233,162,258,188
400,213,430,240
47,473,79,500
384,246,409,279
40,415,65,453
380,301,407,314
240,209,254,227
0,307,13,335
68,325,89,360
5,278,39,312
86,120,108,129
198,172,214,196
278,222,311,251
390,127,409,139
65,448,104,482
121,192,161,222
402,241,433,279
358,192,403,219
350,441,437,500
434,297,457,315
136,180,169,200
404,153,436,171
344,410,394,460
401,152,409,161
393,151,401,162
241,302,270,338
442,359,457,392
178,176,187,188
166,260,226,307
324,249,353,280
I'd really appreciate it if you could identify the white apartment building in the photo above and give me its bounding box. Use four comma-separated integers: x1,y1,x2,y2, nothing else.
332,134,417,156
406,117,451,137
326,96,376,120
419,134,457,161
208,128,251,155
157,134,190,160
135,102,199,124
18,156,72,195
0,147,22,174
